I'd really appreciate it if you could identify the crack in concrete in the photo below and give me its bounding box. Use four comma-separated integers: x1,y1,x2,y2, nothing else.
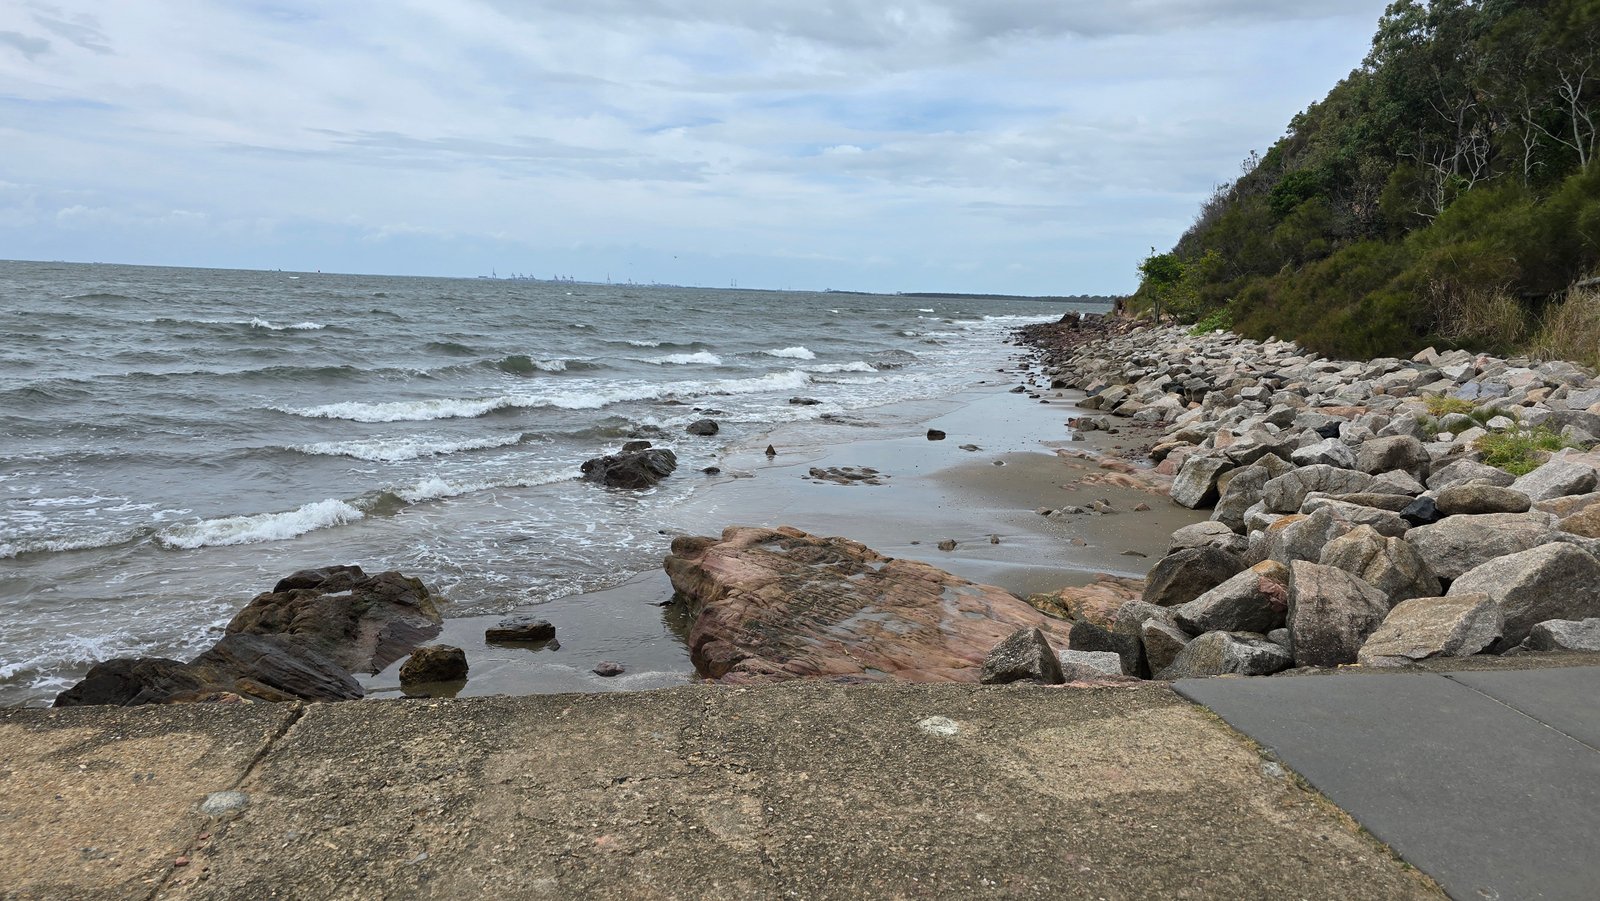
1441,673,1600,755
146,703,308,901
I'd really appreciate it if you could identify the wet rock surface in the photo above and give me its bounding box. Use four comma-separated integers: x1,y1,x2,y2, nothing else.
581,447,678,489
55,566,445,706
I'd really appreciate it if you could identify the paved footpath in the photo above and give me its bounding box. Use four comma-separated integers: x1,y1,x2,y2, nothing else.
2,682,1437,901
1177,660,1600,901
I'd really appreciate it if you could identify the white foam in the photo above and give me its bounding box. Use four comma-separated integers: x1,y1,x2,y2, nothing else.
534,359,567,372
647,351,723,366
803,362,878,374
157,498,364,549
393,469,574,504
763,346,816,360
627,339,662,347
0,530,137,560
278,370,813,423
917,308,935,313
291,433,526,463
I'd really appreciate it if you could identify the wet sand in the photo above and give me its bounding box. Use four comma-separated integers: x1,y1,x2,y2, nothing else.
366,383,1206,699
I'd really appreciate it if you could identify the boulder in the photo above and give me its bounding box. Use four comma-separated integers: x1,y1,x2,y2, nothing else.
1110,599,1180,637
1262,465,1378,513
1171,455,1233,509
1168,521,1250,555
1427,460,1515,491
485,616,556,643
1511,459,1598,501
55,566,446,707
1291,437,1357,469
979,628,1064,685
1559,506,1600,538
1058,650,1127,678
1140,620,1191,675
1517,618,1600,653
663,526,1069,682
1211,465,1271,532
1356,435,1431,481
1399,496,1443,526
1286,561,1391,668
1434,484,1532,516
1404,512,1559,580
1068,619,1144,677
686,419,720,436
1318,525,1440,605
1025,576,1145,627
1140,546,1249,607
1447,543,1600,650
1154,631,1294,679
1356,595,1503,666
399,645,468,685
581,448,678,489
1172,560,1290,635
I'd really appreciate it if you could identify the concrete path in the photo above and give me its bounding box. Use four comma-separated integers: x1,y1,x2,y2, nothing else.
0,683,1436,900
1177,665,1600,901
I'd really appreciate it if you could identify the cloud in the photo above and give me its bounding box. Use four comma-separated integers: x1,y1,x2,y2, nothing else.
0,0,1392,293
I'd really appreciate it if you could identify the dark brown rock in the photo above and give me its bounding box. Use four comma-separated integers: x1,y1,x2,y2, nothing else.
581,447,678,489
399,645,468,685
485,616,556,643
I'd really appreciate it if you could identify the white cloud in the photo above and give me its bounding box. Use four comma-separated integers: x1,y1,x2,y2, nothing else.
0,0,1391,293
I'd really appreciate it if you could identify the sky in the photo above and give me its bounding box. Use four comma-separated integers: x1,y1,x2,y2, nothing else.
0,1,1392,295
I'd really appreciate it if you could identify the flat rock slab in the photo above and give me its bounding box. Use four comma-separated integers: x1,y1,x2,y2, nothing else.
1176,670,1600,901
2,685,1435,900
0,703,300,900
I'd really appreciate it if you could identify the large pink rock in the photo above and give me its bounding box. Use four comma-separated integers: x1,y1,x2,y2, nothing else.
665,526,1071,683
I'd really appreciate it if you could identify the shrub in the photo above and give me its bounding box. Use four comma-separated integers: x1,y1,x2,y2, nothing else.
1424,395,1477,417
1529,285,1600,371
1188,306,1235,336
1474,426,1573,476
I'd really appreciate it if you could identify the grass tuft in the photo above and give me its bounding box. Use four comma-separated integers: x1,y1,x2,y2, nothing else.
1474,426,1572,476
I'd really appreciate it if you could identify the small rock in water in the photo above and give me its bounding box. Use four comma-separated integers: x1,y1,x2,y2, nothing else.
1010,385,1026,394
1133,503,1152,512
989,534,1001,544
959,444,980,451
927,429,946,440
686,419,719,436
702,466,721,475
992,460,1006,466
937,539,958,551
788,396,822,406
485,617,555,643
621,440,653,452
399,645,468,685
592,661,625,677
764,445,777,457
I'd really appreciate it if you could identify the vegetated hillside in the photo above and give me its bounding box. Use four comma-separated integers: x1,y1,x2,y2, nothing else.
1134,0,1600,364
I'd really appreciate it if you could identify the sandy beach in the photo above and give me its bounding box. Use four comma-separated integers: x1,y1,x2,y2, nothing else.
361,374,1205,699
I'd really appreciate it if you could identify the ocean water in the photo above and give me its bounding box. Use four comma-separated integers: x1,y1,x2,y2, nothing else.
0,260,1077,705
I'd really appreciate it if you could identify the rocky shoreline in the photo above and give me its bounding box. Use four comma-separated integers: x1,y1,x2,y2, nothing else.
1006,317,1600,680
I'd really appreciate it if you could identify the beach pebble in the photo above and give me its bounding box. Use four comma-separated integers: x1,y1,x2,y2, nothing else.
927,429,946,440
937,539,958,551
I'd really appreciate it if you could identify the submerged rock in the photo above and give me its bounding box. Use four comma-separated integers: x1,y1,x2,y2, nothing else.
663,526,1070,683
485,616,556,643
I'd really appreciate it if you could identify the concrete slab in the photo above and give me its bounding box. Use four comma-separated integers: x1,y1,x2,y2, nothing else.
1446,666,1600,751
0,703,299,901
1176,673,1600,901
0,683,1436,900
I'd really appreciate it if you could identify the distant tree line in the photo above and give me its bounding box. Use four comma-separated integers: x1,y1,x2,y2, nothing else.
1133,0,1600,362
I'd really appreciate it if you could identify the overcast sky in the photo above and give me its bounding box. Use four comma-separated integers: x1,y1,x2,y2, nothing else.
0,1,1389,294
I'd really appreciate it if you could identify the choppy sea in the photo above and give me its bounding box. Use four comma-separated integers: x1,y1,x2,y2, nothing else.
0,260,1082,705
